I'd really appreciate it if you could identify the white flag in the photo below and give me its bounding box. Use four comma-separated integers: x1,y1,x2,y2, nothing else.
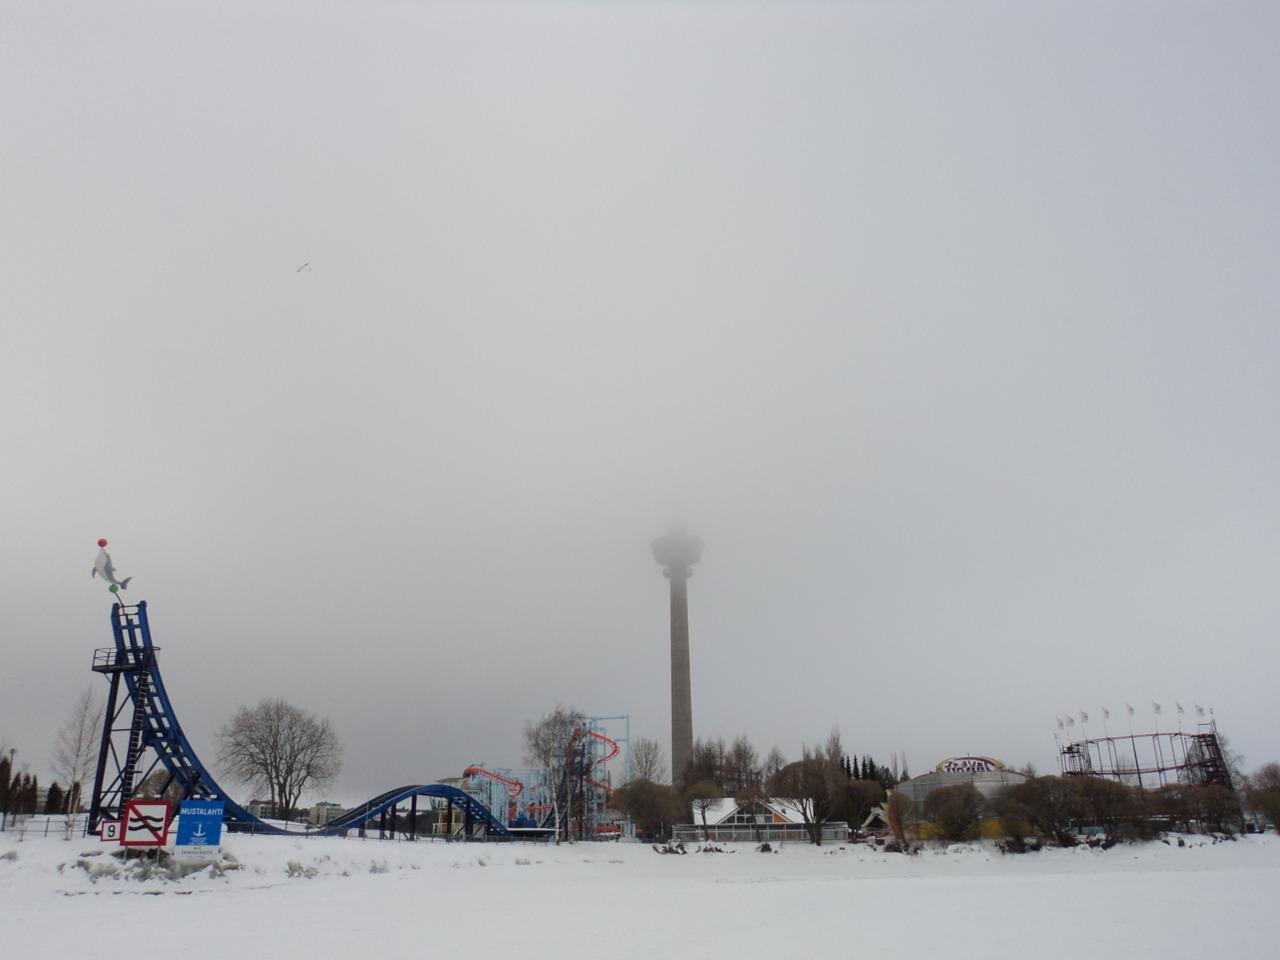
1152,702,1162,715
1066,715,1075,727
1080,710,1089,724
1126,703,1135,718
1103,707,1111,721
1176,702,1185,715
1056,718,1064,731
1195,704,1205,717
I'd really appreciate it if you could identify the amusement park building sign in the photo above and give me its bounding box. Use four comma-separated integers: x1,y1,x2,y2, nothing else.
936,756,1005,774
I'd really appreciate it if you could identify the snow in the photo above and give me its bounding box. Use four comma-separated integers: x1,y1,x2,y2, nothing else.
4,830,1278,958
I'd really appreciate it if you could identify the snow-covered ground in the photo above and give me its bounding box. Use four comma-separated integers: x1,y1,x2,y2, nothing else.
4,830,1278,958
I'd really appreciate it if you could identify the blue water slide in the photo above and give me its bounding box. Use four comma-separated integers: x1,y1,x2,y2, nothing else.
98,602,510,839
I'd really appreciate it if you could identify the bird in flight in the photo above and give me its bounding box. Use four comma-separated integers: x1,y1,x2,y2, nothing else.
296,262,311,273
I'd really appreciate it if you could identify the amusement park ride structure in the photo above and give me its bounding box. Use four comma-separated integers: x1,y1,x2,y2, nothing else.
465,718,629,840
86,602,628,840
1057,722,1236,793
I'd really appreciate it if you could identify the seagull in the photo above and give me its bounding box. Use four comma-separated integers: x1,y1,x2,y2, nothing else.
296,262,311,273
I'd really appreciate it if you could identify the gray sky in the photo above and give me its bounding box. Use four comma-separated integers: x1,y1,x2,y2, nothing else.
2,1,1277,804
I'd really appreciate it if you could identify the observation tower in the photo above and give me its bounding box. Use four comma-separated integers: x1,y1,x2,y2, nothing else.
651,527,703,785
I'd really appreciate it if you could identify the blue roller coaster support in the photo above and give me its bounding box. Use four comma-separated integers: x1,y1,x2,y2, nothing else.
87,602,511,839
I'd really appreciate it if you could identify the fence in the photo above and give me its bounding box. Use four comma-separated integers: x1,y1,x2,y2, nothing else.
0,814,91,839
672,821,850,843
0,813,553,844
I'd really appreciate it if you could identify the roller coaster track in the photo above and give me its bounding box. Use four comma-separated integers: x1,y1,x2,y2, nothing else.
587,729,620,763
464,766,525,799
87,602,511,839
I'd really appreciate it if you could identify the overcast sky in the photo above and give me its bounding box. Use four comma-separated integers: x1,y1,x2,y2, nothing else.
2,1,1277,805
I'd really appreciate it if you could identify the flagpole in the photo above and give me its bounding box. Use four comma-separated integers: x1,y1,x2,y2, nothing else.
1151,703,1167,786
1100,708,1118,780
1127,705,1143,792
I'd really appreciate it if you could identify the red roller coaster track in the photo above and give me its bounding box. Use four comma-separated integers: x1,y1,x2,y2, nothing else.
463,766,525,799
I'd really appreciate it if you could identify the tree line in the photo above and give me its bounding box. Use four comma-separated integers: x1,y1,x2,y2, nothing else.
902,774,1255,848
608,722,1280,847
612,727,909,845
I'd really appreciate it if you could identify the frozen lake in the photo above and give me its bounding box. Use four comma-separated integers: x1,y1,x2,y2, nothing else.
5,830,1279,959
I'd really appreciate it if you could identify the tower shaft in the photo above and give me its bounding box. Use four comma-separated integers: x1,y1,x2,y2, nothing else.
652,527,702,787
668,572,693,785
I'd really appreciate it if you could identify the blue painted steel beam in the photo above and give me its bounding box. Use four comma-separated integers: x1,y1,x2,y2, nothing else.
91,603,511,839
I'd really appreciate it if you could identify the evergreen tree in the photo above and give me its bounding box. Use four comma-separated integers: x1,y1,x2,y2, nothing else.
25,774,39,814
0,755,10,812
45,782,64,814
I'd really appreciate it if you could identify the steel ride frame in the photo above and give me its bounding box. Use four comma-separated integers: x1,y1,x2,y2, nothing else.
86,602,511,839
464,715,629,839
1057,721,1236,792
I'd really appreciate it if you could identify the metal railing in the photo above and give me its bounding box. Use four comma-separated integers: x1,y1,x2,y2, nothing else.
91,646,156,672
0,814,92,838
672,821,850,843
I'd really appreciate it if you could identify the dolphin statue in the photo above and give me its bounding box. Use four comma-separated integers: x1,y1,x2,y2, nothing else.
92,538,132,593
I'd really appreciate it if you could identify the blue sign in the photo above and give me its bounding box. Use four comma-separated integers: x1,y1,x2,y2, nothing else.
176,800,225,847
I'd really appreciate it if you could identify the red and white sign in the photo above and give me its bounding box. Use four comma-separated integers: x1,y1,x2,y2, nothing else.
99,820,122,843
121,800,173,847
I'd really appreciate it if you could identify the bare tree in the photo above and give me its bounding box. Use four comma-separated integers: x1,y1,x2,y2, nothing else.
681,736,725,790
611,779,682,840
630,736,666,784
685,780,722,839
1245,762,1280,832
886,791,913,846
766,746,844,845
725,735,760,794
763,745,786,781
51,687,103,837
824,727,844,765
924,783,984,841
1000,776,1083,847
523,705,584,843
844,779,886,831
217,699,342,820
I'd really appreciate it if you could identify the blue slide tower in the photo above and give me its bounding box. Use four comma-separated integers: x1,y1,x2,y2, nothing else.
87,602,511,839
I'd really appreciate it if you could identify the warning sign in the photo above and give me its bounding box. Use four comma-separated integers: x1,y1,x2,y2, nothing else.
121,800,173,847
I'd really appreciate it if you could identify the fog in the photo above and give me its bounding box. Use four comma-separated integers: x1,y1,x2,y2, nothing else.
2,1,1277,803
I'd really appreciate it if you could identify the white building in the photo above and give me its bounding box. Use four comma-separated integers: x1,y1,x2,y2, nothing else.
308,801,346,826
675,796,849,843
